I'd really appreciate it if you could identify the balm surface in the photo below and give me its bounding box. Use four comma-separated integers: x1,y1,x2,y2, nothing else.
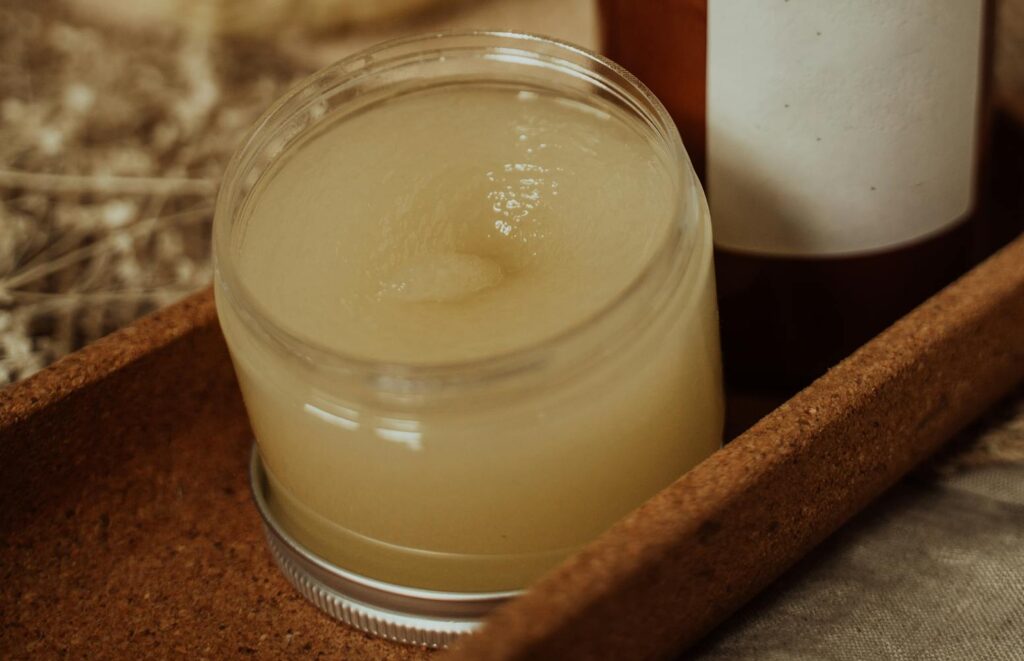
237,85,676,362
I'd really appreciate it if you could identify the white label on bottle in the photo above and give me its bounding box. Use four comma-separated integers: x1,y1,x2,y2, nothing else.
706,0,983,257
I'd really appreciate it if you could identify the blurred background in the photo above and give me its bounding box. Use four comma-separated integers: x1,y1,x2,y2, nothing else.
0,0,1021,385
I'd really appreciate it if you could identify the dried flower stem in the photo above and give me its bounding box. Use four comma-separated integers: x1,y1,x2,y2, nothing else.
0,169,218,196
0,207,211,289
12,288,194,307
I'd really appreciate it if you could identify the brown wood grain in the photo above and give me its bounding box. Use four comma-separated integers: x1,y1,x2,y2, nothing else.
0,291,430,659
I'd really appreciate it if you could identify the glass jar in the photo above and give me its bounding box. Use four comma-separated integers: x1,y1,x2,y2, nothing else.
213,31,722,644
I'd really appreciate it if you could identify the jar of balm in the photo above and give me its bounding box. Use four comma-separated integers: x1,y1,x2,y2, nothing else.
213,31,723,647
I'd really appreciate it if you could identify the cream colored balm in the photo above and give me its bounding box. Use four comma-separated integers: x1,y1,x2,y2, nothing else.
215,34,722,601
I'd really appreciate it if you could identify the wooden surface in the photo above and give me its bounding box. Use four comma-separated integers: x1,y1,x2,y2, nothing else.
0,293,430,659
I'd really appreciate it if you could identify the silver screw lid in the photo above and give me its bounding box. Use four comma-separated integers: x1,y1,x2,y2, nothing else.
249,447,520,648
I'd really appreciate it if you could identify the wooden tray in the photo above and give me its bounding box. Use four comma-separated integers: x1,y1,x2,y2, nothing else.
2,106,1022,660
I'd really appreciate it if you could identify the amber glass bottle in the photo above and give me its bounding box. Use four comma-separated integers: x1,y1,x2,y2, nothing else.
602,0,994,389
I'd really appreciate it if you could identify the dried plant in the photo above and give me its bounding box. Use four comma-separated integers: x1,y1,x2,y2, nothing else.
0,0,302,384
66,0,466,37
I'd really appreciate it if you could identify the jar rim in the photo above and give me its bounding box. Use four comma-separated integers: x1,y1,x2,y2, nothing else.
213,30,704,388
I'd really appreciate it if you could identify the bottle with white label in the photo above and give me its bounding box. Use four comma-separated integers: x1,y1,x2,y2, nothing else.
602,0,993,388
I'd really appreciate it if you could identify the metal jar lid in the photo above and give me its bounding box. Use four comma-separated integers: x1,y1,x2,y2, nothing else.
248,447,520,648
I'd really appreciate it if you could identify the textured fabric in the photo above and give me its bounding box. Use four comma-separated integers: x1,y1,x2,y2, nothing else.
691,393,1024,661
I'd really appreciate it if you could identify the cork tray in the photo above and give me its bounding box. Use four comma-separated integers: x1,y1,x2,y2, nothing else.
2,106,1022,660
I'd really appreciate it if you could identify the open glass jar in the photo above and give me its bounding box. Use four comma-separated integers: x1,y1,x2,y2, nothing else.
213,31,722,646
